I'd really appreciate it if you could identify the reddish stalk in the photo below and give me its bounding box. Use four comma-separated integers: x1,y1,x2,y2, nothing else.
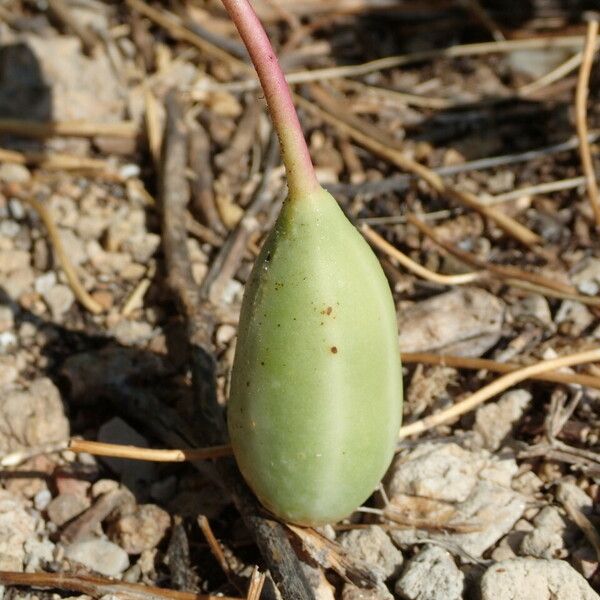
220,0,319,199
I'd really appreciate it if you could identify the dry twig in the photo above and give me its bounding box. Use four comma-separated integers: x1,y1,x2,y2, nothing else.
575,15,600,227
399,348,600,438
300,86,541,248
0,571,241,600
9,187,104,314
246,568,266,600
361,224,483,286
0,118,137,138
401,352,600,390
202,35,587,93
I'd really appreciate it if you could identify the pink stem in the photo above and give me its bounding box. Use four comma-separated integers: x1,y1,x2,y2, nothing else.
220,0,320,198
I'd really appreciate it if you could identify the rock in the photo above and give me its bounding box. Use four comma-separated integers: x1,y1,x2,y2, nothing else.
342,584,394,600
121,233,160,263
59,229,88,266
300,562,335,600
0,378,69,453
394,545,464,600
4,454,54,499
33,489,52,511
555,481,593,513
0,490,37,571
387,443,525,557
0,305,14,332
0,249,29,273
0,35,124,125
35,271,57,295
510,294,553,329
506,48,572,79
571,257,600,296
43,284,75,318
64,538,129,577
398,288,504,356
473,389,532,451
2,267,35,300
109,320,156,346
480,558,599,600
0,163,30,183
47,493,91,527
0,356,18,387
92,479,120,499
109,504,171,554
555,301,593,336
97,418,156,491
406,365,457,419
24,536,55,571
519,507,567,559
338,526,403,581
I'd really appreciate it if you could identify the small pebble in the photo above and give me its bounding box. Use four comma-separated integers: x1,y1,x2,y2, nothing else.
0,163,31,184
64,538,129,576
33,489,52,511
35,271,57,295
43,284,75,318
109,504,171,554
47,493,91,527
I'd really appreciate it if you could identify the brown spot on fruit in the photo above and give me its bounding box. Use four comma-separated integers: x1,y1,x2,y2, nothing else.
331,346,338,354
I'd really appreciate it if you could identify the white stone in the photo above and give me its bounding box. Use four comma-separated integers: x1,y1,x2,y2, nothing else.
388,443,525,557
395,545,464,600
473,389,532,451
64,538,129,577
338,526,403,582
480,558,599,600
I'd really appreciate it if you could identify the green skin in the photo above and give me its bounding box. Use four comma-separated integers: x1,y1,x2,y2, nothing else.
228,187,403,526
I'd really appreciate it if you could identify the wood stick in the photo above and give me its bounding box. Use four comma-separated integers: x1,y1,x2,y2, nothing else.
575,16,600,227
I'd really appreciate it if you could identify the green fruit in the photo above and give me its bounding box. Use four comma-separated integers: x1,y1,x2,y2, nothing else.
228,187,403,526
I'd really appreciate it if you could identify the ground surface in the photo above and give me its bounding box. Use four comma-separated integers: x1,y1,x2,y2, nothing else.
0,1,599,599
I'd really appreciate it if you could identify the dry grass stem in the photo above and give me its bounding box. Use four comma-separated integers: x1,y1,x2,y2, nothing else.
17,193,104,314
126,0,248,72
198,515,231,575
201,35,587,94
0,148,111,171
399,348,600,438
246,568,266,600
144,86,163,168
0,441,70,468
361,224,483,285
503,278,600,308
401,352,600,390
482,176,587,205
405,214,582,296
299,88,541,248
0,571,242,600
518,50,584,96
575,17,600,226
69,439,233,462
560,499,600,562
0,118,137,138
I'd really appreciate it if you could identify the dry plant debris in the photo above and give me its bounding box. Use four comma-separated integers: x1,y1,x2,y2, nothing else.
0,1,599,599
